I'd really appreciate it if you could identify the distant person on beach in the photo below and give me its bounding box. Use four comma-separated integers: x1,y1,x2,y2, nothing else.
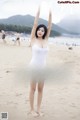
28,6,52,117
1,30,6,44
14,32,21,46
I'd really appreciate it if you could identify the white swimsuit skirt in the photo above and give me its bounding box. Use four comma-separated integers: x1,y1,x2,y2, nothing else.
29,44,49,81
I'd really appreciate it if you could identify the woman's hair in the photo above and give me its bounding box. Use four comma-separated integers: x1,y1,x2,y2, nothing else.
35,24,47,39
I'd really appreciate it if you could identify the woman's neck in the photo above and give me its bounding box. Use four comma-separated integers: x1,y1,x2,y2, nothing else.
38,38,42,40
36,37,44,42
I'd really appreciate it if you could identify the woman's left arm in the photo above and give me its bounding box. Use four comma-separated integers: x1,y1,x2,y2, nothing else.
46,11,52,40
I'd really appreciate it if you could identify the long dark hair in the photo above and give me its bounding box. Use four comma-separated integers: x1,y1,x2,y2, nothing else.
35,24,47,39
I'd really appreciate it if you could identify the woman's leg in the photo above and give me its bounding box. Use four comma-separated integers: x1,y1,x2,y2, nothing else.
29,80,36,111
37,81,44,114
29,80,39,117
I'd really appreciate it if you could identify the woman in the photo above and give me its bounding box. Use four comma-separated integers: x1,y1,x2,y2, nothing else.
29,6,52,117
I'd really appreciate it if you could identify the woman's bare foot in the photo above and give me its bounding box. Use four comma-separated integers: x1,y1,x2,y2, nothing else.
30,111,39,117
36,111,44,116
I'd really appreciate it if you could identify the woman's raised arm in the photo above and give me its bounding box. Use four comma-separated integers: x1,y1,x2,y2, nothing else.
30,7,40,42
46,10,52,40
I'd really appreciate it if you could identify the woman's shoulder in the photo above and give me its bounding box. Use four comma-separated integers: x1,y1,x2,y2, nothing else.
29,39,35,47
43,39,48,44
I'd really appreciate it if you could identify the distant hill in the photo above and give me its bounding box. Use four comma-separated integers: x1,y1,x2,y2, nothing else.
57,15,80,34
0,14,69,35
0,15,34,27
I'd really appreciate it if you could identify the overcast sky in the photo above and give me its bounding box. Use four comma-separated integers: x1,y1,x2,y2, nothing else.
0,0,80,23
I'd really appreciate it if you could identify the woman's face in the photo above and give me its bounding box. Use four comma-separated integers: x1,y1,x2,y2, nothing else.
37,27,45,38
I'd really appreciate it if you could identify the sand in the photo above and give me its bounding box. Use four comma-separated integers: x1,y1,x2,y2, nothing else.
0,37,80,120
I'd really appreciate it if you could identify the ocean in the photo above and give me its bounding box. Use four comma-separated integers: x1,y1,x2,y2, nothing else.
49,37,80,46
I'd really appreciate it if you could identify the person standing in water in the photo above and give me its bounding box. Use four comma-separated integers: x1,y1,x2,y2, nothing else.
1,30,6,44
29,6,52,117
14,32,21,46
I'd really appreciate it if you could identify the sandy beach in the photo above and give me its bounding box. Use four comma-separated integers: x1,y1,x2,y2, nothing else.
0,37,80,120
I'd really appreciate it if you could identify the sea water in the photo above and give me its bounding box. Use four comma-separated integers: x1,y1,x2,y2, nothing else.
49,37,80,46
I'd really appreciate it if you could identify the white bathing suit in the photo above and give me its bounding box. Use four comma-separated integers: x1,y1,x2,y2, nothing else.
30,43,49,69
29,43,49,80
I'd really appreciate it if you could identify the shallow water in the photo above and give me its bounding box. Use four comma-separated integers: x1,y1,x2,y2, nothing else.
49,37,80,46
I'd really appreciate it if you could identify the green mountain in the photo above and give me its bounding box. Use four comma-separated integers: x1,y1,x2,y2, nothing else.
0,14,69,35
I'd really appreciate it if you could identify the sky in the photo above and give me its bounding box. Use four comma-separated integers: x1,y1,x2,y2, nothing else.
0,0,80,23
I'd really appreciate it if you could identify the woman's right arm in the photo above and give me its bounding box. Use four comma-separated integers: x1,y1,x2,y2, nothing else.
46,10,52,40
30,7,40,45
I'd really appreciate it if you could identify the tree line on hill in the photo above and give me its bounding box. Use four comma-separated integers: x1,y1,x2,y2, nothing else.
0,24,61,37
